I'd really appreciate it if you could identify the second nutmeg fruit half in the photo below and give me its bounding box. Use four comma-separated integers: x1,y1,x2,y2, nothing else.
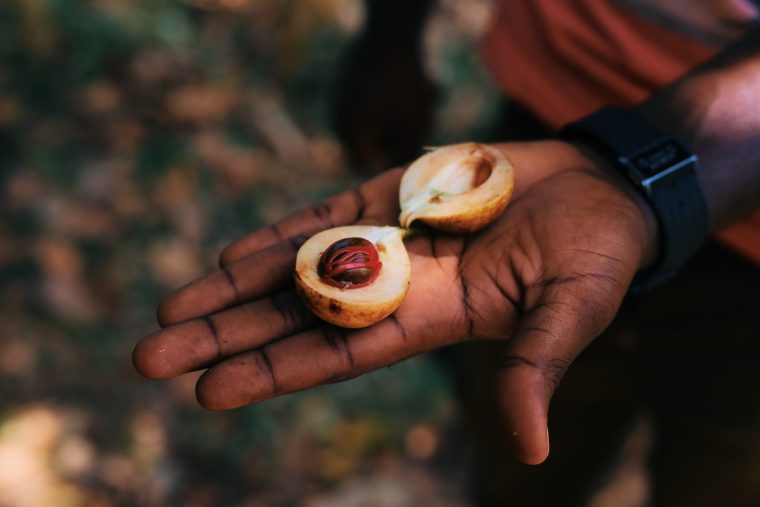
399,142,515,233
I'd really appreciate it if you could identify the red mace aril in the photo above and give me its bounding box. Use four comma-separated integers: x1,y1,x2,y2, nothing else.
318,237,382,289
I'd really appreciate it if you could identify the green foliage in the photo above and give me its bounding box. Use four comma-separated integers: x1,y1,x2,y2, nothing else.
0,2,493,504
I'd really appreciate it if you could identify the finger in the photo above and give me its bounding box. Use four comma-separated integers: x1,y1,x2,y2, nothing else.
134,290,317,379
219,186,368,267
219,168,404,267
157,235,308,327
496,280,621,464
195,312,428,410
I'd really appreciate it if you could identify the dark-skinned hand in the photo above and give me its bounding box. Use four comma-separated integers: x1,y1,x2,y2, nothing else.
133,140,657,465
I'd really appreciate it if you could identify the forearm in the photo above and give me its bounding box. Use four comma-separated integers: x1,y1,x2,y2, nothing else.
638,27,760,230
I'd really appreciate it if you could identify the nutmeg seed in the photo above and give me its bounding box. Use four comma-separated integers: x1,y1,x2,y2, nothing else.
318,237,382,289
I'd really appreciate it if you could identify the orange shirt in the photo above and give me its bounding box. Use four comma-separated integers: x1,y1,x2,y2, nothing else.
480,0,760,264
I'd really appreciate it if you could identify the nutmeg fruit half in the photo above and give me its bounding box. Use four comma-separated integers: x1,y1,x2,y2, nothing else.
294,225,410,328
399,142,515,233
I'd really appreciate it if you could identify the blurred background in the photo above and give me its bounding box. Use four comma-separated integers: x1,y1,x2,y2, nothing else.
0,0,502,505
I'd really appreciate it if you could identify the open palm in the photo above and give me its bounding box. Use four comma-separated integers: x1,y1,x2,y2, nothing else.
133,141,654,464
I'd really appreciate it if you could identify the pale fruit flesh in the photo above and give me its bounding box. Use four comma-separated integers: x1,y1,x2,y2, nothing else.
294,225,411,328
399,142,515,233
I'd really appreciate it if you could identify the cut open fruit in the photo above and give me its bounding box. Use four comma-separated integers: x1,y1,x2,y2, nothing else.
294,225,411,328
399,142,515,233
295,143,516,328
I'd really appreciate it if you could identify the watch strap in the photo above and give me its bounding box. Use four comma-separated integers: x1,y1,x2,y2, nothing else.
561,106,709,291
644,167,708,288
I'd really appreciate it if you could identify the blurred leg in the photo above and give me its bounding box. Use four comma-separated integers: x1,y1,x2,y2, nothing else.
332,0,436,174
633,243,760,507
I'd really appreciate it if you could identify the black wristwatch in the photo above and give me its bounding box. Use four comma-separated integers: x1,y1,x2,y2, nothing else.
560,105,709,291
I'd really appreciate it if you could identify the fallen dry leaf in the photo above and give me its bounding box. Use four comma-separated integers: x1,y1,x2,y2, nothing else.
166,84,238,125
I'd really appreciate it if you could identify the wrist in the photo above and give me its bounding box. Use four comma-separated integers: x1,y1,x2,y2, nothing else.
560,106,709,290
563,141,660,270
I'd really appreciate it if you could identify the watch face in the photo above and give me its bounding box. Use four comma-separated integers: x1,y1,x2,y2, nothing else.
628,141,692,178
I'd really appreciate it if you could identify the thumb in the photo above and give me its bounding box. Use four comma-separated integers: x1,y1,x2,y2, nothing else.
496,282,619,464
